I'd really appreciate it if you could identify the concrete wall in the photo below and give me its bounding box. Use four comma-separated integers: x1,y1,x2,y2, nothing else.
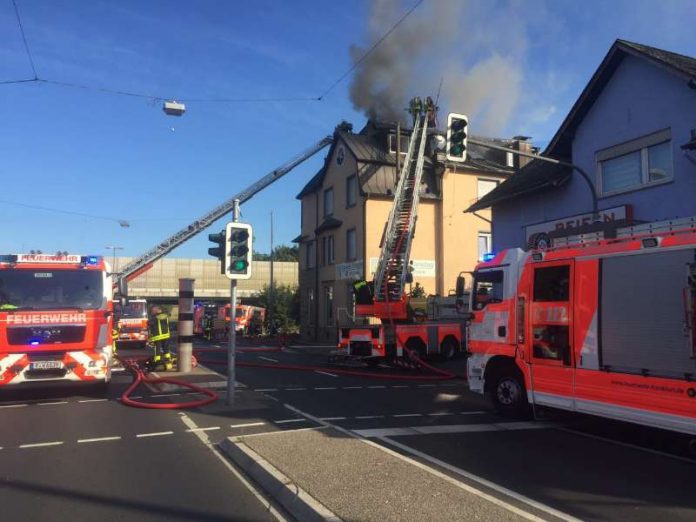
492,54,696,252
112,257,298,299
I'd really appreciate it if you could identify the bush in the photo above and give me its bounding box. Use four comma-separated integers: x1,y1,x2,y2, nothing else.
255,284,300,334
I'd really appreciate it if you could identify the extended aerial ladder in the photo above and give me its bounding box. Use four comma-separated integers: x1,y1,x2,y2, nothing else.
116,135,333,289
356,114,430,320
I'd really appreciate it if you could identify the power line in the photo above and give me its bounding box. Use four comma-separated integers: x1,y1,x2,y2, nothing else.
316,0,424,100
0,199,129,227
11,0,38,79
0,77,39,85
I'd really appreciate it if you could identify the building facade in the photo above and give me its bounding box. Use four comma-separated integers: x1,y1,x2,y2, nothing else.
469,40,696,251
296,120,522,342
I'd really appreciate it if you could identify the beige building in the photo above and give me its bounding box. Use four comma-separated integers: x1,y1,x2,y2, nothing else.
295,120,528,342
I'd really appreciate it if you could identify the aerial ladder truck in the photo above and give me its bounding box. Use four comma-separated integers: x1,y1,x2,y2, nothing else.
334,113,468,366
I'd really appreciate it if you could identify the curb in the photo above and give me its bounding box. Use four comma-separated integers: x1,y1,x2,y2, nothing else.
219,437,342,522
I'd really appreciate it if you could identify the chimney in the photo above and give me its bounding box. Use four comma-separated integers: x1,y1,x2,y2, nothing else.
513,135,533,170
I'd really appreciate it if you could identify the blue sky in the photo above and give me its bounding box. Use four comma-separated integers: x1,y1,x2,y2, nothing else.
1,0,695,261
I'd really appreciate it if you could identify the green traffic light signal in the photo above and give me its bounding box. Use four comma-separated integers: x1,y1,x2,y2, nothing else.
231,260,248,271
446,113,468,161
225,223,253,279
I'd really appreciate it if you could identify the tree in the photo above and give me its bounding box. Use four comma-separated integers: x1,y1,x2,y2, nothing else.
252,244,299,262
255,283,300,334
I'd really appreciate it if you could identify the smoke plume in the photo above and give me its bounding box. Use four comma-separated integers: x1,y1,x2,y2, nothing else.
349,0,528,135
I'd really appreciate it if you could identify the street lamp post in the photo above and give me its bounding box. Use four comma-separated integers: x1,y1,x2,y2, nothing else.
105,245,124,273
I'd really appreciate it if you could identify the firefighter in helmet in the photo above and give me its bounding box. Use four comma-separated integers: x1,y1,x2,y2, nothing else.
408,96,422,126
147,305,174,371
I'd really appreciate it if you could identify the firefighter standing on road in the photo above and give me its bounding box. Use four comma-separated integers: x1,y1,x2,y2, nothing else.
147,305,174,371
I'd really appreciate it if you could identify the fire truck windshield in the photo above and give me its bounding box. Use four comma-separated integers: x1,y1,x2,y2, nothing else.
472,269,504,310
0,269,103,311
115,301,147,318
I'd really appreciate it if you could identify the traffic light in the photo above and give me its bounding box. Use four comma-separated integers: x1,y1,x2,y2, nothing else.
225,222,253,280
208,229,227,274
446,113,468,162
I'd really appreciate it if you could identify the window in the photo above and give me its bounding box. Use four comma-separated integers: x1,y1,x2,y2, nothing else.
323,235,334,265
346,175,357,207
598,129,673,195
477,232,491,261
388,134,410,154
472,269,504,310
477,179,499,199
324,286,334,326
346,228,356,261
533,266,570,302
323,187,334,217
305,241,315,269
532,265,571,363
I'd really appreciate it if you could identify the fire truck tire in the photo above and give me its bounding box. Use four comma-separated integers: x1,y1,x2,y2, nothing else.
491,369,530,418
440,337,459,360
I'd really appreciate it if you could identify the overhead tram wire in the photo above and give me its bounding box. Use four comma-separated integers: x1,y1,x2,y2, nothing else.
4,0,423,105
11,0,38,80
316,0,424,100
0,199,130,227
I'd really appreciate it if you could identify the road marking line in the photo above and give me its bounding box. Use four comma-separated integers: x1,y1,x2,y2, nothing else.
283,403,575,522
417,384,437,388
355,415,384,419
258,356,279,363
38,401,69,406
78,398,109,403
393,413,422,418
136,431,174,438
20,441,64,449
557,427,696,465
391,385,409,388
178,412,286,522
274,418,306,424
367,385,386,389
314,386,337,390
285,388,307,391
440,383,460,387
428,412,454,416
78,436,122,443
230,422,266,429
319,416,346,421
460,410,487,415
341,386,363,390
314,371,338,378
0,403,28,409
379,436,581,522
254,388,278,392
186,426,221,433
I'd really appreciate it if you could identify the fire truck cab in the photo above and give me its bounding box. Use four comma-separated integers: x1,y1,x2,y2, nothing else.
0,253,113,387
113,298,148,348
467,217,696,435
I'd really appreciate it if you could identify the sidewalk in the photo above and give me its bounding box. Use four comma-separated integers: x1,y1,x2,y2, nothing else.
220,426,530,522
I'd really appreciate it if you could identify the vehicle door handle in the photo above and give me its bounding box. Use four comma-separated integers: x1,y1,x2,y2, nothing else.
498,326,506,337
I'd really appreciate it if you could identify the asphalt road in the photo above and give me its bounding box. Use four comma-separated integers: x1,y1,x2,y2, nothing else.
2,339,696,521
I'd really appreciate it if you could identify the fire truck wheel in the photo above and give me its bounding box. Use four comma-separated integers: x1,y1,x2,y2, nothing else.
491,370,529,418
440,337,459,360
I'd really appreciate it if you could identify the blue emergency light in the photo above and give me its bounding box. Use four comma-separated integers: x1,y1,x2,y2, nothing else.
82,256,99,266
482,252,496,262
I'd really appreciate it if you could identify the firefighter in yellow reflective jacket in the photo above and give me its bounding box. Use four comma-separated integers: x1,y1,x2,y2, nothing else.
147,305,175,371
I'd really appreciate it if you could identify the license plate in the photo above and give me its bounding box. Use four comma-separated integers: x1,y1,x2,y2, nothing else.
31,361,63,370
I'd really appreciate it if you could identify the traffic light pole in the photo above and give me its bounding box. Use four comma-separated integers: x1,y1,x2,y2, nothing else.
227,199,240,406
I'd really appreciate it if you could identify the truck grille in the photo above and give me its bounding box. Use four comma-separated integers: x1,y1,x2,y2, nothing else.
349,341,372,357
7,326,86,346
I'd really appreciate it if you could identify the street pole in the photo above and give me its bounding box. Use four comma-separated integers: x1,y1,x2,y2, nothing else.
227,199,240,406
105,245,123,273
269,211,274,335
467,137,599,219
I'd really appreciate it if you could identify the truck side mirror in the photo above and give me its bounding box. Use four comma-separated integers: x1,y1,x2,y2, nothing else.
456,274,466,297
117,277,128,298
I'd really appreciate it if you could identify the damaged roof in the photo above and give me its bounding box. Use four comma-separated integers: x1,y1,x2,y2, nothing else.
467,39,696,212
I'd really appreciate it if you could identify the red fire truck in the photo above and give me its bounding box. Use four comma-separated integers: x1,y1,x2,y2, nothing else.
113,298,148,348
221,304,266,337
0,253,113,387
467,216,696,435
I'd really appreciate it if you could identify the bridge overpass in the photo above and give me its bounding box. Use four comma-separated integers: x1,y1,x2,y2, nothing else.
111,257,298,302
